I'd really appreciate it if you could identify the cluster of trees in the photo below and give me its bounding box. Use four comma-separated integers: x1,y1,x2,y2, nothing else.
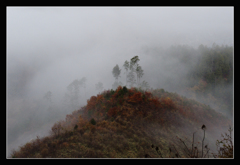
149,44,233,118
164,44,233,90
83,85,231,134
112,56,149,90
82,86,233,158
11,86,233,158
42,56,150,114
187,44,233,117
41,44,233,119
195,44,233,87
9,43,233,158
195,44,232,101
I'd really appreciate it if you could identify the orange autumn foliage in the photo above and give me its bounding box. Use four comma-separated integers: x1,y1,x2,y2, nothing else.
149,97,161,108
96,94,104,104
107,107,118,117
128,92,143,104
161,97,175,109
87,96,97,110
144,91,152,98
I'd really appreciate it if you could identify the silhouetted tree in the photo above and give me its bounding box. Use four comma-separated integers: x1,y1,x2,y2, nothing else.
125,56,140,88
130,55,140,71
112,64,121,82
127,71,136,88
136,64,144,87
123,60,130,86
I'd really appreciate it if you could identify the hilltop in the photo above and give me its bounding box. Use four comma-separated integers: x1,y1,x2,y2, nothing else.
10,86,232,158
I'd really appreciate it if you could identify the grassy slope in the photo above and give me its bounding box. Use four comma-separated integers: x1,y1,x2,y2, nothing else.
10,86,232,158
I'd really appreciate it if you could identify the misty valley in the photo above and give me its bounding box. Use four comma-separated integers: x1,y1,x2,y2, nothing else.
8,44,233,158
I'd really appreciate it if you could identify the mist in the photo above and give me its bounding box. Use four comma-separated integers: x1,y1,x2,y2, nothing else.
7,7,233,157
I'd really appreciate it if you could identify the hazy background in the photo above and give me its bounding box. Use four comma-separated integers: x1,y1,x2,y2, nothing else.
7,7,233,157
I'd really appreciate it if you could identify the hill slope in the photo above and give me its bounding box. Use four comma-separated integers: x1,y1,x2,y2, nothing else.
10,86,232,158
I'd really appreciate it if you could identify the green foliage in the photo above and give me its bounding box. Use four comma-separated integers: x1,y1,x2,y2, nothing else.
118,86,128,97
9,44,233,158
160,44,233,117
189,44,233,116
11,88,232,158
11,49,233,158
123,60,130,72
130,56,140,71
112,64,121,81
74,124,78,130
90,118,96,125
122,56,147,89
103,89,115,100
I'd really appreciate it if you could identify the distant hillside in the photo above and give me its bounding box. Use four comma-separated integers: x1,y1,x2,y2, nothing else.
147,44,233,118
10,86,232,158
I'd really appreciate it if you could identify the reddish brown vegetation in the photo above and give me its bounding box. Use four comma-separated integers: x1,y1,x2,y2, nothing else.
11,86,232,158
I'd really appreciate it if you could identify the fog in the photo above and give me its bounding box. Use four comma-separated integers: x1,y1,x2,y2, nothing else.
7,7,233,157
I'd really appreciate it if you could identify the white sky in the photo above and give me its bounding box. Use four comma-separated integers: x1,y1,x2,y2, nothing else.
7,6,233,100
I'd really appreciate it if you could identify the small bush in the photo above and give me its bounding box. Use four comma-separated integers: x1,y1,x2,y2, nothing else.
216,126,233,158
40,147,49,158
74,124,78,130
90,118,96,125
51,121,63,136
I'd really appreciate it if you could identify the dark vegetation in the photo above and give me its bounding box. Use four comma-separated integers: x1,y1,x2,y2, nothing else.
8,44,233,158
10,86,232,158
154,44,233,118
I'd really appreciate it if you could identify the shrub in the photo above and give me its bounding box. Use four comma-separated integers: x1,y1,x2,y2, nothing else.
62,142,69,148
90,125,96,133
40,147,49,158
74,124,78,130
51,121,63,136
90,118,96,125
118,86,128,97
128,92,143,104
87,96,97,110
216,126,233,158
107,107,118,117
